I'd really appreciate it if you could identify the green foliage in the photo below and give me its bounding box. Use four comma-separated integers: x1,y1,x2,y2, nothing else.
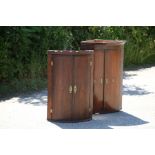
0,26,155,97
84,26,155,66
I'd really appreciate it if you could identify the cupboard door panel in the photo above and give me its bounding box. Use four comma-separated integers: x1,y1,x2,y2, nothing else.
73,55,93,120
104,50,123,111
52,55,73,120
93,51,104,113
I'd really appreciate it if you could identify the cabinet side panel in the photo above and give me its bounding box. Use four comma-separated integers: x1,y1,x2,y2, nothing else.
47,52,52,120
104,48,123,111
52,55,73,120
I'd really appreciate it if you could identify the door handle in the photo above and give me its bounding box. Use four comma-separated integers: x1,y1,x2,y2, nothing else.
69,85,73,94
74,85,77,94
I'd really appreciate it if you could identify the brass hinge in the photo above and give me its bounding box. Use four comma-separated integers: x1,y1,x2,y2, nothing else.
51,61,53,66
50,109,53,113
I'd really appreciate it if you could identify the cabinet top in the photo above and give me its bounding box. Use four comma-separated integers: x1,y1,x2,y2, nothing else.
81,39,126,45
48,50,94,55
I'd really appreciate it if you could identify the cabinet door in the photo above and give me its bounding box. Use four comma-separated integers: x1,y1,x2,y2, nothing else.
72,55,93,120
104,49,123,111
93,51,104,113
51,55,73,120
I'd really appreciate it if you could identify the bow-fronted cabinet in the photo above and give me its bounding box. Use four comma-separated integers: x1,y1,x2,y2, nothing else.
81,40,126,114
47,50,94,122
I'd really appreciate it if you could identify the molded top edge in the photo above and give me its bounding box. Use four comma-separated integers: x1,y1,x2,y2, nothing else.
81,39,126,45
48,50,94,55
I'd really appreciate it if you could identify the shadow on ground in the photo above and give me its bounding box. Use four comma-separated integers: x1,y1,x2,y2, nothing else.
123,72,137,80
123,72,153,96
17,90,47,106
51,111,148,129
123,85,152,96
124,64,155,71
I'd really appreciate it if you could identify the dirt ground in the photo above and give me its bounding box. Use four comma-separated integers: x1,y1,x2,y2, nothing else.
0,66,155,129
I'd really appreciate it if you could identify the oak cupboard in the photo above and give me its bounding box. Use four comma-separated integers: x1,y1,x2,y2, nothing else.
47,50,94,122
80,40,126,114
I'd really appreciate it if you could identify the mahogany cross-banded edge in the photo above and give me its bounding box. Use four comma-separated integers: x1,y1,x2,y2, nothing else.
48,50,93,55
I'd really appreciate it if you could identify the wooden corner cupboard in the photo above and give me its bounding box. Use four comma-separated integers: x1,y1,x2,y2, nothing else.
80,39,126,114
47,50,94,122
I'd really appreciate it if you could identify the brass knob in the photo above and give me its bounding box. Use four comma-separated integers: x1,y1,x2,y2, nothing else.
69,85,72,94
74,85,77,94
